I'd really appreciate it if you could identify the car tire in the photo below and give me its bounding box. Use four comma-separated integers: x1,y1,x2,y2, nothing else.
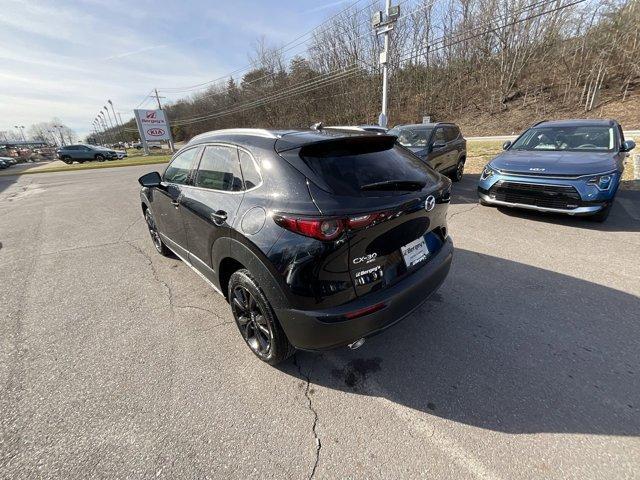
588,203,612,223
228,269,295,365
61,156,72,164
450,158,465,182
144,209,170,256
95,154,105,162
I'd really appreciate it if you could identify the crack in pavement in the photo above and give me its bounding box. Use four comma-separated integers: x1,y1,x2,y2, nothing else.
125,240,231,329
118,216,143,241
126,240,178,314
293,354,322,480
448,203,480,221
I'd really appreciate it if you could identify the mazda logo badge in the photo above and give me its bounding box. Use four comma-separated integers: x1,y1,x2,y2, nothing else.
425,195,436,212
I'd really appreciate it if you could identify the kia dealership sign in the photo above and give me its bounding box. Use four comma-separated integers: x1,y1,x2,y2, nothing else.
133,109,172,142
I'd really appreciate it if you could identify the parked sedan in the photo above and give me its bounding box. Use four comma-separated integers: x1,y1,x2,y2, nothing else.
0,159,8,169
0,156,17,166
477,119,635,222
138,128,453,365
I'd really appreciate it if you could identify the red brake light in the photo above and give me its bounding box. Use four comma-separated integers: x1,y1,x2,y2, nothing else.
273,215,345,241
274,209,390,240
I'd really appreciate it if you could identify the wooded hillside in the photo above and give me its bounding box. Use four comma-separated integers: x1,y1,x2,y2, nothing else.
96,0,640,144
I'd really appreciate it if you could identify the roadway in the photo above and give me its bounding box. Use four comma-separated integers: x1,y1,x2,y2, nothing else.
1,166,639,479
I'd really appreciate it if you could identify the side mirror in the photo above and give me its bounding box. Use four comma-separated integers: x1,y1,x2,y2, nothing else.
503,141,512,150
622,140,636,152
432,140,446,149
138,171,162,187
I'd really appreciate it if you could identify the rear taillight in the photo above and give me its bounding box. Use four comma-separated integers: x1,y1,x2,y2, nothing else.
273,215,345,241
273,209,392,241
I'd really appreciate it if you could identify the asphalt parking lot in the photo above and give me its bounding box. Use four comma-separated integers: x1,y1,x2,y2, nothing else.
1,166,639,479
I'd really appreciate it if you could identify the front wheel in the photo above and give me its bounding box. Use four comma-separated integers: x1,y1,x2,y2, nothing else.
229,269,295,365
144,209,170,256
95,154,105,162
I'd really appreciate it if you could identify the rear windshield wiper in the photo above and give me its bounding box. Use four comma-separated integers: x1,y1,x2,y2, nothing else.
360,180,426,191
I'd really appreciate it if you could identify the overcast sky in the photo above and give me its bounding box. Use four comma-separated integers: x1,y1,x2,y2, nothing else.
0,0,354,139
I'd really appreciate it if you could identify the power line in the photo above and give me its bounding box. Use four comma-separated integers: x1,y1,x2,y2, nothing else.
157,0,375,94
394,0,587,64
171,66,361,126
173,0,589,128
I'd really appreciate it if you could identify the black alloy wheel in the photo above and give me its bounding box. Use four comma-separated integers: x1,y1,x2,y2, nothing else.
228,269,295,365
231,285,273,357
95,154,105,162
145,209,169,255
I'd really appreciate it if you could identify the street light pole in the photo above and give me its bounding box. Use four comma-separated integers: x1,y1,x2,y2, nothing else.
14,125,26,141
108,100,125,145
54,125,65,146
373,1,399,128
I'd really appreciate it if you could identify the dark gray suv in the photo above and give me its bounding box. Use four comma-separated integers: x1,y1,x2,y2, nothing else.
57,144,118,164
388,123,467,181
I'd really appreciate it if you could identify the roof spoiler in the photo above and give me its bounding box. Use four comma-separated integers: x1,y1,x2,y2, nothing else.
285,134,397,156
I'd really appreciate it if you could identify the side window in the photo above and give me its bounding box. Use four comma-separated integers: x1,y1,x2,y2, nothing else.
164,148,198,185
433,128,446,144
195,145,243,192
445,127,458,142
239,150,262,190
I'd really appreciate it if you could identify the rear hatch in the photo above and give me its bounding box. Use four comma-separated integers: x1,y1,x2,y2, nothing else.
277,134,450,298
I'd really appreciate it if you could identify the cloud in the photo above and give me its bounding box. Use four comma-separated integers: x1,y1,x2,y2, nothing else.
303,0,351,14
0,0,334,138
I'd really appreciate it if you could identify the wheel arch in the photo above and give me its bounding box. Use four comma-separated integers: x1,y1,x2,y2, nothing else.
217,238,288,309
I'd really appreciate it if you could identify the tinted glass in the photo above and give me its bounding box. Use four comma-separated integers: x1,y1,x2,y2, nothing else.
239,150,261,190
195,145,243,191
164,148,198,184
445,126,458,142
511,126,616,152
387,126,432,147
433,128,446,143
302,145,437,196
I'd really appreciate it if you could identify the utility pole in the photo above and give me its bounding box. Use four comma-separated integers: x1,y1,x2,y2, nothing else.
373,1,400,128
153,87,175,152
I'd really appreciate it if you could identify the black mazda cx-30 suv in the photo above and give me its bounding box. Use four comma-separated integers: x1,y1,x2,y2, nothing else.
138,128,454,364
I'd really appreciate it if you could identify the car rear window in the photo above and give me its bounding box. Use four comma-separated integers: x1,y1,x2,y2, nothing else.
301,143,437,196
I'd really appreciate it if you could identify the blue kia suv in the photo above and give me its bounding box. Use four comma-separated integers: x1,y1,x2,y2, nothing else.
477,119,635,222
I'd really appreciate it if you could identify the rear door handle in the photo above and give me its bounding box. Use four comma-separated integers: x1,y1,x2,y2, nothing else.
211,210,227,225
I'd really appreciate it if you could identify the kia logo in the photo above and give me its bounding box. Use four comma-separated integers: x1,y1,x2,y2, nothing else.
146,112,157,119
147,128,165,136
425,195,436,212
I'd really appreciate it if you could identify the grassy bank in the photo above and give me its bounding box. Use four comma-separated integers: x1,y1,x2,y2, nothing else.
0,154,171,176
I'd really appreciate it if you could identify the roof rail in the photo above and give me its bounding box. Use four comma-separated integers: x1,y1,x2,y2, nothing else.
532,119,548,127
190,128,278,142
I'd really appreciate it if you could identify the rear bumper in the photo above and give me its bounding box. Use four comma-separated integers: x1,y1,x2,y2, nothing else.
275,237,453,350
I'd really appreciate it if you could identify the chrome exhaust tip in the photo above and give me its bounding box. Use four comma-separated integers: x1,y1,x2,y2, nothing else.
348,338,365,350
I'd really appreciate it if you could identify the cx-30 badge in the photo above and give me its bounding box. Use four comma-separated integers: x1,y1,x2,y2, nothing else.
425,195,436,212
